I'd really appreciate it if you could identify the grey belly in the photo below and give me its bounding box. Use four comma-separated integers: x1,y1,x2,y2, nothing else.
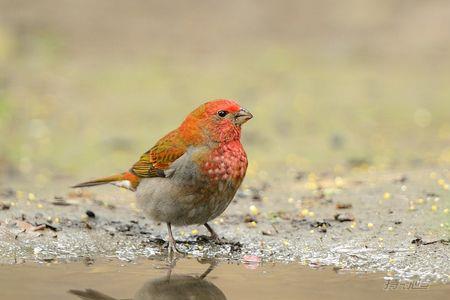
135,177,237,226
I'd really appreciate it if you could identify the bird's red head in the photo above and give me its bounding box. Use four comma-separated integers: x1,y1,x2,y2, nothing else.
180,99,253,143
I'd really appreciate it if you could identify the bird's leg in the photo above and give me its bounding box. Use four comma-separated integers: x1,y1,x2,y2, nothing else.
166,223,183,257
198,259,219,280
204,223,222,243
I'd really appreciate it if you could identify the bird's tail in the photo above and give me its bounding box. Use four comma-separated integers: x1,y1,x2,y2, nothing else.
72,171,140,191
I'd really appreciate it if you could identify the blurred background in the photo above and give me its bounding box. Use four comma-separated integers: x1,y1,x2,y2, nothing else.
1,0,450,187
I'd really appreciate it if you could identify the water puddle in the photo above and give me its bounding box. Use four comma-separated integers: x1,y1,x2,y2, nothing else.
0,258,448,299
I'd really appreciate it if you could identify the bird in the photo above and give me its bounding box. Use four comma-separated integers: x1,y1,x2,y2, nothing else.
73,99,253,254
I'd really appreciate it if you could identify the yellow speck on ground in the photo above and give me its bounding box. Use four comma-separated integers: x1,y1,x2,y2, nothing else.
334,177,344,188
191,229,199,235
28,193,36,201
431,205,438,212
383,192,391,200
249,205,259,216
300,209,309,217
305,182,318,190
16,191,24,199
367,223,374,229
247,221,257,228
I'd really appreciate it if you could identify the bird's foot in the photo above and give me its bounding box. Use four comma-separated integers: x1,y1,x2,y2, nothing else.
196,233,224,244
209,234,231,245
203,223,227,244
167,240,186,258
209,234,223,244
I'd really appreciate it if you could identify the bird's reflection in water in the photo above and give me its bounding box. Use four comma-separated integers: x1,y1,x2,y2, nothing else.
69,259,226,300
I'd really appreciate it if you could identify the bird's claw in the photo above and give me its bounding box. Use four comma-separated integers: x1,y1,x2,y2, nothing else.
209,234,229,245
167,241,186,258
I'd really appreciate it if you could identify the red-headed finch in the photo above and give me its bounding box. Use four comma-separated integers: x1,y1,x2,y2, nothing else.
73,99,253,254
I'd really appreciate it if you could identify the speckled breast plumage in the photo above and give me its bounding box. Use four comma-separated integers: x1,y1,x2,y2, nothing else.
136,141,248,226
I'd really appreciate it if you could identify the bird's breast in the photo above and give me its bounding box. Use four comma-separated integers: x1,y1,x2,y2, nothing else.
200,140,248,183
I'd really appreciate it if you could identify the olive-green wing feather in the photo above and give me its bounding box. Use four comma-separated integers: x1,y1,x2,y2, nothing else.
131,130,187,178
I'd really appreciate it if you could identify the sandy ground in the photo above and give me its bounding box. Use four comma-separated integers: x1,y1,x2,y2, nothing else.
0,168,449,283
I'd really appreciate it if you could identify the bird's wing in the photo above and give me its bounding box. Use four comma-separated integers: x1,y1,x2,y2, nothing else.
131,130,187,178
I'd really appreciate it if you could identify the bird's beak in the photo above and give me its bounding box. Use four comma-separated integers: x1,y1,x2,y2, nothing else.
234,108,253,125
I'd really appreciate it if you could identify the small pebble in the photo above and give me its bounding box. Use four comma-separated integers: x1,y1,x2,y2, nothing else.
28,193,36,201
336,203,352,209
86,210,96,218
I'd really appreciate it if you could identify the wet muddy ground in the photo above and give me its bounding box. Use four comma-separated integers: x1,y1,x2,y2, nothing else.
0,168,449,289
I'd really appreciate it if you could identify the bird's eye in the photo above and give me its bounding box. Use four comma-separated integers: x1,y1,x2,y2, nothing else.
217,110,229,117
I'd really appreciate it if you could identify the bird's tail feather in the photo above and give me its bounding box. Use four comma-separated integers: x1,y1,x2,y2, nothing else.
72,172,140,191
